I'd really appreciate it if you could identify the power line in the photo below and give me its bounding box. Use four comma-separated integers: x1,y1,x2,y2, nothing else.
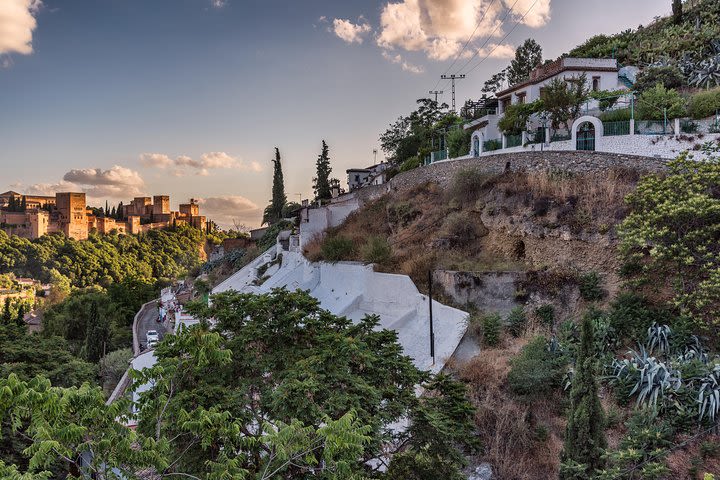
461,0,541,76
440,74,465,112
453,0,521,76
429,90,444,102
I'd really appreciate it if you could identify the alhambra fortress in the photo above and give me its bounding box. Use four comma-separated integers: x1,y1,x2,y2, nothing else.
0,191,207,240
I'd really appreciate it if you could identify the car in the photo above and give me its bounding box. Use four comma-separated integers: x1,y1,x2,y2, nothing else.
146,330,160,348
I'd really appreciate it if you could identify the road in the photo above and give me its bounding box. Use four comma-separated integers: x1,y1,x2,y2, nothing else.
136,300,168,352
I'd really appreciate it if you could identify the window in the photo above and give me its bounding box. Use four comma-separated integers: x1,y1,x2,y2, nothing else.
354,175,360,182
516,92,526,104
592,76,600,92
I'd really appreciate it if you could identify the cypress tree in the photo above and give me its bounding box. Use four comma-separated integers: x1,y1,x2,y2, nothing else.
83,301,108,363
15,302,26,327
20,196,27,212
562,313,607,476
672,0,683,25
264,147,287,225
2,298,11,323
313,140,332,201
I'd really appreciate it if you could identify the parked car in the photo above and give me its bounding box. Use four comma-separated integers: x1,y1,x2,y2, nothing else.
146,330,160,348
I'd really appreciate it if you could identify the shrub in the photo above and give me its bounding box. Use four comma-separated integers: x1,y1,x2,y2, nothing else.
446,127,472,158
687,87,720,119
578,272,604,301
482,313,501,347
399,156,421,172
535,304,555,326
447,168,493,205
633,66,685,93
320,235,354,262
636,84,686,120
599,108,632,122
361,236,393,264
607,293,655,341
506,306,527,337
441,212,477,248
507,336,566,398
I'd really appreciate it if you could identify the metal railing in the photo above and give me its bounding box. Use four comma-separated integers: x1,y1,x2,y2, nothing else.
505,134,522,148
602,120,631,136
483,139,502,152
635,120,673,135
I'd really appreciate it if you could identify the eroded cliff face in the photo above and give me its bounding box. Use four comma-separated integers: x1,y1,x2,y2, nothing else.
313,164,646,321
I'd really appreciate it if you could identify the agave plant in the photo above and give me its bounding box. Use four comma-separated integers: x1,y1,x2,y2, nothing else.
611,345,682,409
677,335,709,364
698,365,720,423
687,54,720,89
646,322,672,356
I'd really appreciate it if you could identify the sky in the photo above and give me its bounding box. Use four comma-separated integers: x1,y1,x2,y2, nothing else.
0,0,671,228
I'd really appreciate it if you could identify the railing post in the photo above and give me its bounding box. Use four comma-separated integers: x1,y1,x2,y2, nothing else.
521,131,527,147
502,135,507,150
674,118,680,135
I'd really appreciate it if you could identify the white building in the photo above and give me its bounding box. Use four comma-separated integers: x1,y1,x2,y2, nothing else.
346,162,389,191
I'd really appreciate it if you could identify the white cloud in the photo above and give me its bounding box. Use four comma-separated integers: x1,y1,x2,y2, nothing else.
381,50,424,74
0,0,42,56
62,165,146,198
332,18,371,44
375,0,550,61
24,181,77,197
476,42,516,59
140,151,261,175
197,195,261,228
210,0,227,8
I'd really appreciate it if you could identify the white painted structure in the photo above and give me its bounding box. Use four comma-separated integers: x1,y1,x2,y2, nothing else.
347,162,389,191
213,250,468,374
298,195,361,250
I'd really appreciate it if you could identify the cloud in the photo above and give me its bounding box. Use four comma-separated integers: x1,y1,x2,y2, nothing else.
0,0,42,56
210,0,227,8
140,152,261,175
24,181,77,197
476,42,516,59
62,165,146,198
381,50,424,74
197,195,261,228
375,0,550,61
332,18,371,44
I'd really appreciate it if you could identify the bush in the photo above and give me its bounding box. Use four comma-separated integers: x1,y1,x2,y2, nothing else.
578,272,604,301
441,212,477,248
361,236,393,264
506,306,527,337
447,168,493,205
399,156,421,172
320,235,354,262
633,66,685,93
636,84,686,120
599,107,632,122
688,87,720,119
535,304,555,326
482,313,501,347
607,293,655,341
507,336,566,398
446,126,472,158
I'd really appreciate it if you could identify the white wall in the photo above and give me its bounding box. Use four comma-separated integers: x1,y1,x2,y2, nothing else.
299,197,361,249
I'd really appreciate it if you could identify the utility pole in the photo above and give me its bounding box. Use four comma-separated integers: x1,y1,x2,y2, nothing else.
440,74,465,112
427,270,435,366
428,90,443,102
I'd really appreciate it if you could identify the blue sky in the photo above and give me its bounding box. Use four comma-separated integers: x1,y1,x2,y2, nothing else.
0,0,670,227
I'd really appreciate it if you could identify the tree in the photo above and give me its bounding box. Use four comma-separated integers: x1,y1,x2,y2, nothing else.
541,74,590,131
561,313,607,477
507,39,543,86
130,288,477,477
2,298,10,324
82,300,108,363
263,147,287,225
672,0,683,25
379,98,449,165
633,66,685,93
313,140,332,201
619,152,720,331
636,84,686,121
20,197,26,212
482,69,508,94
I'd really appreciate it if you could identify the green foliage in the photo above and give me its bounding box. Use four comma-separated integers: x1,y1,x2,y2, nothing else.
506,38,543,86
541,74,590,131
633,65,685,93
133,289,476,477
607,292,657,341
446,126,472,159
399,155,421,172
599,107,632,122
636,84,686,120
441,212,478,248
562,316,606,476
256,220,292,252
379,98,449,165
619,154,720,331
497,100,543,135
481,313,501,347
535,304,555,326
313,140,333,201
507,336,566,398
579,272,604,301
688,87,720,119
99,347,132,393
360,235,393,265
320,235,354,262
0,226,205,289
506,306,527,337
263,147,287,225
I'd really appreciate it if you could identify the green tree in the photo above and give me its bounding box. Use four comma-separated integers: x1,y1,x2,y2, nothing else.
541,74,590,131
131,288,476,477
82,300,108,363
672,0,683,25
482,69,508,94
636,84,686,121
263,147,287,225
561,314,606,476
379,98,449,165
313,140,332,201
2,298,10,324
507,39,543,86
619,152,720,331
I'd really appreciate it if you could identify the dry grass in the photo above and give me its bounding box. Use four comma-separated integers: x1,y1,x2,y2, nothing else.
454,335,565,480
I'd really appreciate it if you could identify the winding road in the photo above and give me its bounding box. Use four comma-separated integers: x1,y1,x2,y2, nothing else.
136,300,168,351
